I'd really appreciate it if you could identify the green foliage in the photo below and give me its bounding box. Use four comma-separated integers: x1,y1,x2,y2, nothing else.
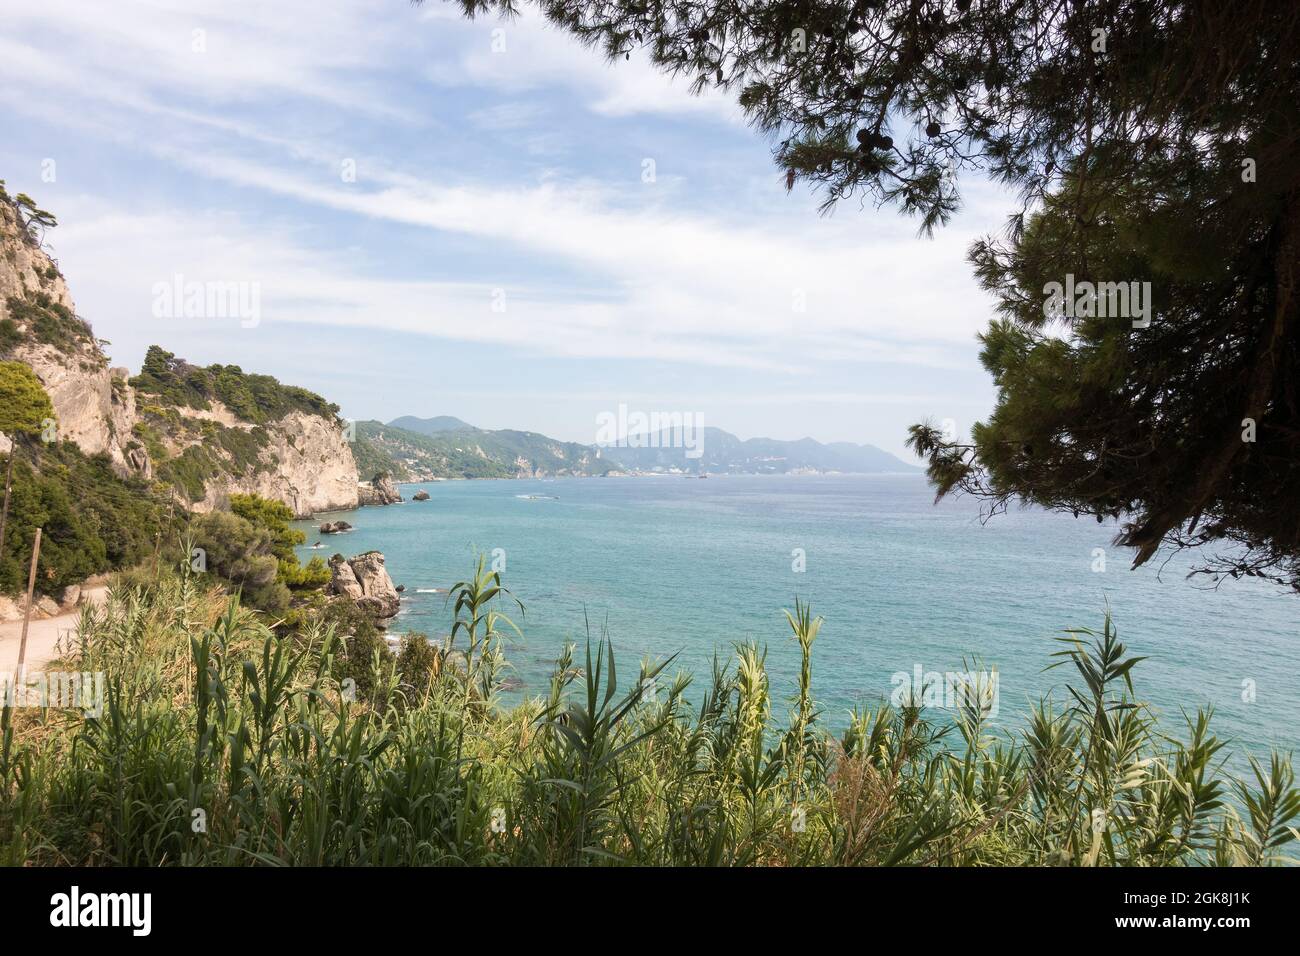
0,441,165,596
214,424,270,476
229,493,301,561
130,346,339,425
226,492,331,594
156,445,220,503
279,555,330,590
129,420,167,463
3,561,1294,867
188,509,289,614
3,294,94,355
911,170,1300,589
10,190,57,240
396,632,440,702
132,405,273,503
313,595,387,701
0,361,54,437
0,318,20,353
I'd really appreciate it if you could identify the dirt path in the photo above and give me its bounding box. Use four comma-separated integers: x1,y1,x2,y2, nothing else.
0,586,109,673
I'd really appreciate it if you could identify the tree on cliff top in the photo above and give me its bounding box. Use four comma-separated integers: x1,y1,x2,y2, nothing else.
0,179,57,243
429,0,1300,588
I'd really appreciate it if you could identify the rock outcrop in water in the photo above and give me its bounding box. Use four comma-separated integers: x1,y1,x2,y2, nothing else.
412,490,430,501
358,472,402,506
319,520,352,534
328,551,400,619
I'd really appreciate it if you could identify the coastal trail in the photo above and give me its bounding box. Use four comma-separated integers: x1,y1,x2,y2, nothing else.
0,587,109,673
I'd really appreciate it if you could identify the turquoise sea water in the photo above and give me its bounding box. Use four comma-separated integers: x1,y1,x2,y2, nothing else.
293,474,1299,759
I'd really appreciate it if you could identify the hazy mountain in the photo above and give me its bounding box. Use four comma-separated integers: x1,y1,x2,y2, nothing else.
596,427,918,475
354,420,606,480
357,417,919,480
387,415,475,434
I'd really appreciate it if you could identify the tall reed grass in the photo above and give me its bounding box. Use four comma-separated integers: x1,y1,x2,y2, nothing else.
1,559,1295,866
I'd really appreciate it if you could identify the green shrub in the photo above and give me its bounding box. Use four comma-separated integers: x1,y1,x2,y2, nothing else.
188,509,289,613
0,440,165,596
4,293,93,354
315,596,389,700
279,555,331,590
397,632,440,701
156,445,219,503
0,361,54,437
0,318,20,353
229,494,300,558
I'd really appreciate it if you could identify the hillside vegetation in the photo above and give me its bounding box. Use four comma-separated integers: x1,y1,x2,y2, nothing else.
357,418,918,481
131,346,339,426
354,420,602,480
1,557,1295,866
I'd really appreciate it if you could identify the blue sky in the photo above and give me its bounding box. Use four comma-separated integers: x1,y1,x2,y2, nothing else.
0,0,1013,458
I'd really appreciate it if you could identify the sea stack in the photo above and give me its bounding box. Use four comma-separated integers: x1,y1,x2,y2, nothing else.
328,551,401,619
358,472,403,506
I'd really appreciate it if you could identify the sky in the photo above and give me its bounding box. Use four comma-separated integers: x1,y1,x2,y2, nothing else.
0,0,1015,458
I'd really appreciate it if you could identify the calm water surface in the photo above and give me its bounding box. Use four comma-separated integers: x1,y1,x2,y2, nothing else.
294,474,1299,759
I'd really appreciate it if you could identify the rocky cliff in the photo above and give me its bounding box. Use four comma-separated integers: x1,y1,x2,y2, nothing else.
0,198,141,475
0,188,358,517
357,472,402,506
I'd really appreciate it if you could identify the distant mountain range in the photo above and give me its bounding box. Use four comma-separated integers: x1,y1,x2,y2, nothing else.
353,416,919,481
388,415,474,434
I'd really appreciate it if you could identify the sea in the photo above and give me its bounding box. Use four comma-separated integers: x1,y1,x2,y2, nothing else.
292,473,1299,760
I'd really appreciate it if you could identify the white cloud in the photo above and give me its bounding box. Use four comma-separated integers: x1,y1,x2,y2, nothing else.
4,0,1011,385
0,0,737,124
426,9,741,121
46,121,1002,363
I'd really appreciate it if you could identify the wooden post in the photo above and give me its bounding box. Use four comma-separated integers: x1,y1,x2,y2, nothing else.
15,527,42,688
0,437,14,563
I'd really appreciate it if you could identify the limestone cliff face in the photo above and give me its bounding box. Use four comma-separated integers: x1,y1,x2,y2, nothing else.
1,194,357,517
187,409,360,517
0,200,136,474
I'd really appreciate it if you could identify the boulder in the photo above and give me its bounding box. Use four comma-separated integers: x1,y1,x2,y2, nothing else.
320,520,352,534
358,473,403,506
59,584,81,610
327,555,364,601
36,595,60,618
412,490,430,501
125,444,152,479
328,551,400,619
